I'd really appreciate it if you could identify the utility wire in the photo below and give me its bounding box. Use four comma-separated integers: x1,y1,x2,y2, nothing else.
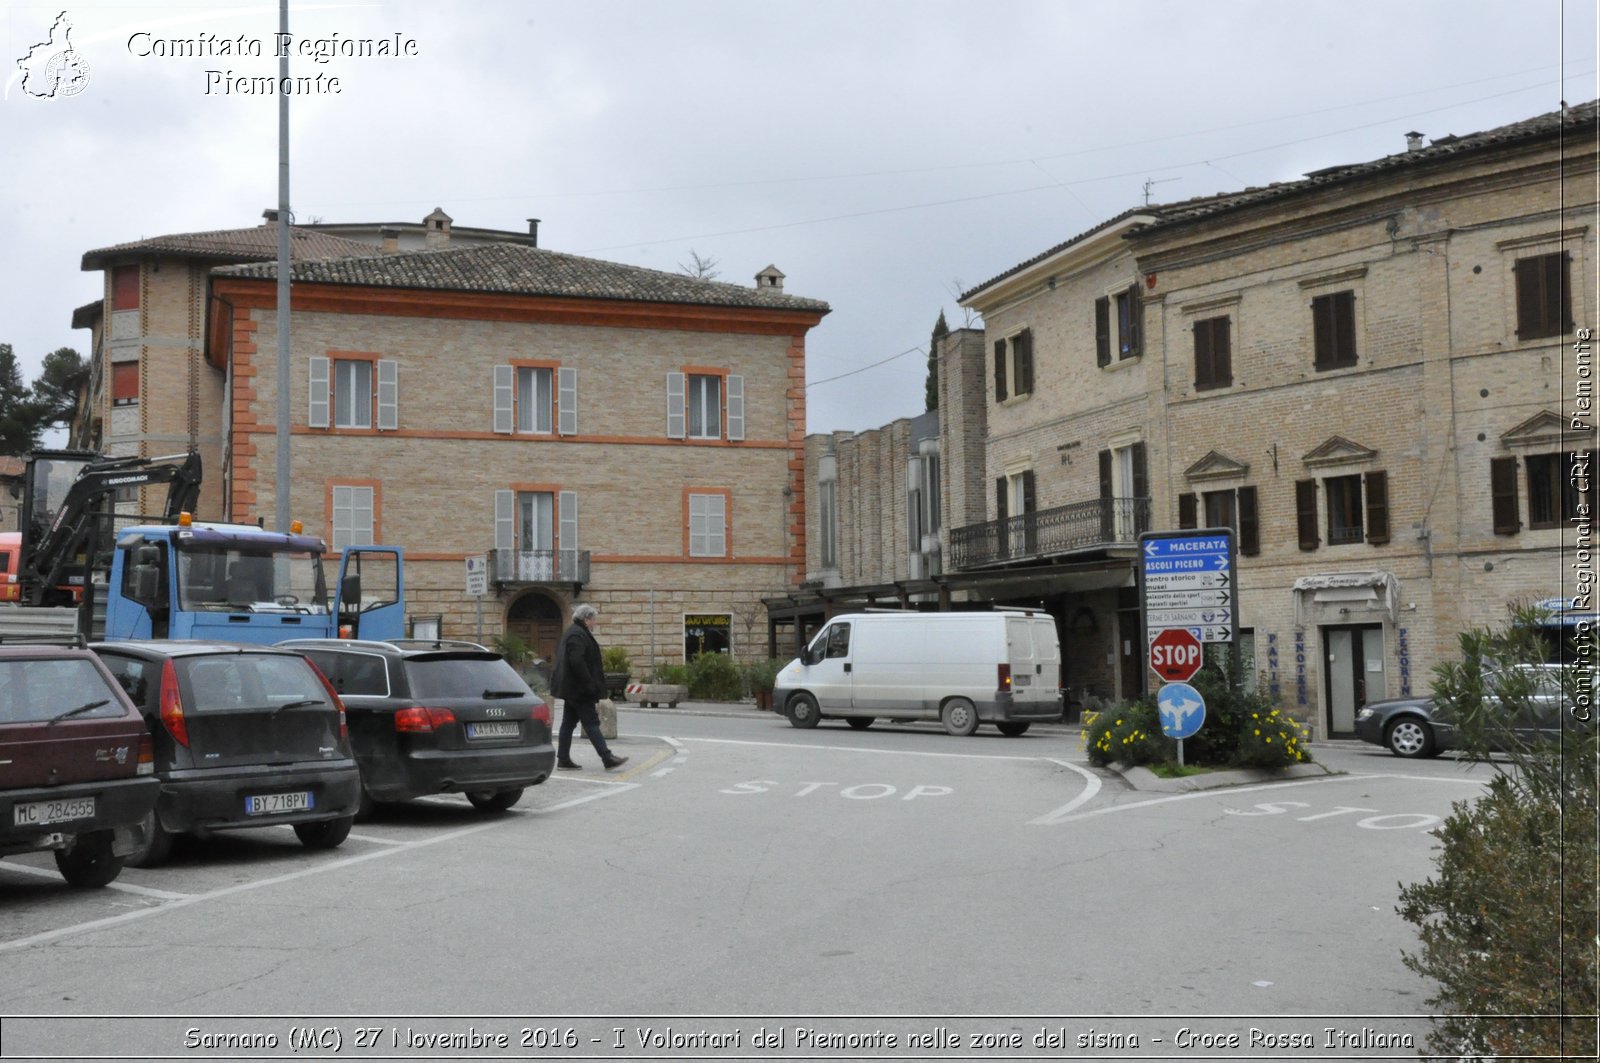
807,347,924,389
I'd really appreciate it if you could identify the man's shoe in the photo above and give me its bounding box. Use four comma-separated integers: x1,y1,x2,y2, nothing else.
557,760,583,770
602,755,629,770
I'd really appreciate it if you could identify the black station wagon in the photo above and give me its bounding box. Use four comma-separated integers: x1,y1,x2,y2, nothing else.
0,638,158,888
91,641,361,866
278,639,554,814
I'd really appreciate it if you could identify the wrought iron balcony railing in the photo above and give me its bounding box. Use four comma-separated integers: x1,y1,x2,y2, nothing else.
947,496,1150,570
488,548,591,585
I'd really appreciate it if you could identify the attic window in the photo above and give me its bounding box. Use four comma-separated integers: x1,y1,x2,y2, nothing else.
433,220,443,230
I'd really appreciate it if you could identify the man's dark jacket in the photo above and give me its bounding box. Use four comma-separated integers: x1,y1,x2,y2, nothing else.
553,621,605,705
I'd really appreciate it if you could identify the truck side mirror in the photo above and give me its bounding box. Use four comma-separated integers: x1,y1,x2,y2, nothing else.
131,564,160,603
341,573,362,608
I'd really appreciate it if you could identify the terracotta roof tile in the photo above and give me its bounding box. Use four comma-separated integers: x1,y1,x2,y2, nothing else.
82,224,376,270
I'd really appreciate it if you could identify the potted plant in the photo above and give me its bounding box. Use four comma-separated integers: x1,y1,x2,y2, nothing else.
601,645,632,700
744,657,783,710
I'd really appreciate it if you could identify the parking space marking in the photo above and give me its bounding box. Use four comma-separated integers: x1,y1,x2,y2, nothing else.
0,861,191,901
0,785,638,955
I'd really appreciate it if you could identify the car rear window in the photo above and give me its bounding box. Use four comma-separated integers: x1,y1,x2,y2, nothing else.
180,654,331,712
302,650,390,698
0,657,126,724
403,655,529,700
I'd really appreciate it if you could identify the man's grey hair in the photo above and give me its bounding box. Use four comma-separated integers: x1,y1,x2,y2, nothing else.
573,604,599,623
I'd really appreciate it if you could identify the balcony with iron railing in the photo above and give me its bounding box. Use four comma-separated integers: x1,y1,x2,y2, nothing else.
488,548,591,586
947,496,1150,570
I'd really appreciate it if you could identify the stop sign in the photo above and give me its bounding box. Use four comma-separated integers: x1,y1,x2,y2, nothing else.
1149,628,1203,682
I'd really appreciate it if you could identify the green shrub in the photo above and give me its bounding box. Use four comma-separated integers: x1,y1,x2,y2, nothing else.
742,657,783,696
1183,666,1311,769
1084,697,1169,767
491,632,533,671
686,652,743,700
651,662,688,685
1232,705,1311,768
600,645,631,673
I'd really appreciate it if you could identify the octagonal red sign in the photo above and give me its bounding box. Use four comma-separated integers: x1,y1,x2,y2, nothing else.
1149,627,1203,683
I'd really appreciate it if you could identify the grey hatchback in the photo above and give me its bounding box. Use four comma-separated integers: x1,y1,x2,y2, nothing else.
91,641,361,866
277,639,554,814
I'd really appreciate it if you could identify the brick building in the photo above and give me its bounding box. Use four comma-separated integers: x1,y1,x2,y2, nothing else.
74,213,828,668
800,100,1596,738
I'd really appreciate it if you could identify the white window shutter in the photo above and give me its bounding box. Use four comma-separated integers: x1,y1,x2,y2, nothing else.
711,494,727,556
376,359,399,430
493,365,514,434
726,374,745,441
308,356,329,428
666,372,686,439
557,367,578,436
494,490,515,553
558,490,578,577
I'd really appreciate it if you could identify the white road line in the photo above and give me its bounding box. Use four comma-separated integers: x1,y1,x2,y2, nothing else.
0,862,191,901
1034,771,1480,825
0,786,636,955
1028,758,1103,824
673,735,1053,761
652,736,687,778
545,774,634,786
344,832,409,846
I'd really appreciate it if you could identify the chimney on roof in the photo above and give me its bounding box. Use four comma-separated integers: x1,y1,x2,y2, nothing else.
262,208,280,223
755,264,785,293
380,226,400,254
423,207,452,248
1405,131,1425,152
526,218,540,248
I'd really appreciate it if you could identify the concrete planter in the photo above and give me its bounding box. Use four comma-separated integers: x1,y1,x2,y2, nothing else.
633,683,687,708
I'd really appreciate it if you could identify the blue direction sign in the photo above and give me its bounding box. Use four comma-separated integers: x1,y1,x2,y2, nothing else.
1156,682,1207,739
1140,528,1238,647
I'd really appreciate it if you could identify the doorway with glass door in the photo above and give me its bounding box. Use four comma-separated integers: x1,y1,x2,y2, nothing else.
1321,623,1385,737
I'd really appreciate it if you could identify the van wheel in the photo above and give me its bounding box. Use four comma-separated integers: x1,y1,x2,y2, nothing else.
941,698,979,737
996,722,1031,737
54,831,124,888
786,692,821,729
466,788,524,813
846,717,874,730
294,816,353,850
125,811,174,869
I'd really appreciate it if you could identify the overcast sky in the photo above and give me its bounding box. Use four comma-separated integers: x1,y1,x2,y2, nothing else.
2,1,1595,438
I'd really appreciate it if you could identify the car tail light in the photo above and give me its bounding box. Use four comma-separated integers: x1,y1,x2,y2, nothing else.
306,661,348,740
997,663,1012,692
530,700,551,726
159,659,189,747
394,706,456,733
136,733,155,776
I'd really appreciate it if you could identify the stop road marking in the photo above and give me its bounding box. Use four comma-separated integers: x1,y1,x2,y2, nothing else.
720,780,953,800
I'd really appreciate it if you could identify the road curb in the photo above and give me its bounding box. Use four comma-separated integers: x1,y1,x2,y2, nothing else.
1114,760,1341,793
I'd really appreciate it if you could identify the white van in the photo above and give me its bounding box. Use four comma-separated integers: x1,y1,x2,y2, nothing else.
773,609,1062,736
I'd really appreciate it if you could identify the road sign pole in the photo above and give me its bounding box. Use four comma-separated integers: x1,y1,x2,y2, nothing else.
475,593,483,645
1177,738,1184,767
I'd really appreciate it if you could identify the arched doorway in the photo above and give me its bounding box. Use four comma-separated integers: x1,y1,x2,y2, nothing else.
506,592,565,667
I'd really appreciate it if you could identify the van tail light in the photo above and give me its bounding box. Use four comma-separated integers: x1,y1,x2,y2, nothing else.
394,706,456,734
530,700,551,726
158,659,189,747
136,733,155,776
306,661,348,740
998,663,1013,693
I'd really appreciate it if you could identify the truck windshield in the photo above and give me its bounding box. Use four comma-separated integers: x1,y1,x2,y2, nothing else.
175,545,329,613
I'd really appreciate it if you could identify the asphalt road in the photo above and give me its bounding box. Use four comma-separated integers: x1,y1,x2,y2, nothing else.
0,708,1499,1060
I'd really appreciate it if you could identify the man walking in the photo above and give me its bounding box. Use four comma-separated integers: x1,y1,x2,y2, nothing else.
552,603,628,771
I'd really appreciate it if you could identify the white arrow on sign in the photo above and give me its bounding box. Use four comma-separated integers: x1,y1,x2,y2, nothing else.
1147,608,1233,627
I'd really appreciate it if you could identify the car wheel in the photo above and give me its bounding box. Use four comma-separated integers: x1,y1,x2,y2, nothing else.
845,717,873,730
996,721,1031,737
465,788,524,814
125,811,174,869
1385,717,1435,759
941,697,979,737
786,692,821,729
54,830,124,889
294,816,354,850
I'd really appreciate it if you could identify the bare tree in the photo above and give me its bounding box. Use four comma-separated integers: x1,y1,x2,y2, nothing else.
944,278,978,327
679,250,720,281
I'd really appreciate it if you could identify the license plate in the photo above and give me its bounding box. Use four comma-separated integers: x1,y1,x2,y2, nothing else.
12,797,96,827
467,721,520,739
1014,674,1032,686
245,791,313,816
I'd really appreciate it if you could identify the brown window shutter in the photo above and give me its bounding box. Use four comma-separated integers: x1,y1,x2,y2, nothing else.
995,477,1008,523
1296,479,1319,550
1021,469,1036,514
1553,252,1574,331
1214,317,1232,387
112,264,139,311
993,339,1007,401
111,361,139,405
1098,449,1113,540
1095,297,1110,367
1312,295,1334,368
1193,320,1211,387
1512,258,1535,338
1178,493,1197,529
1131,442,1148,499
1490,457,1520,534
1335,292,1355,362
1238,486,1259,555
1365,470,1390,545
1017,329,1034,395
1098,450,1112,500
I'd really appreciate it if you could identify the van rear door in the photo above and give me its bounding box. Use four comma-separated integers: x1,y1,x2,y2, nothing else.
1005,618,1038,699
1029,617,1061,706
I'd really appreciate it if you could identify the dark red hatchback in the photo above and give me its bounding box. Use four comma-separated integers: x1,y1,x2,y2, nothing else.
91,641,360,867
0,639,158,888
